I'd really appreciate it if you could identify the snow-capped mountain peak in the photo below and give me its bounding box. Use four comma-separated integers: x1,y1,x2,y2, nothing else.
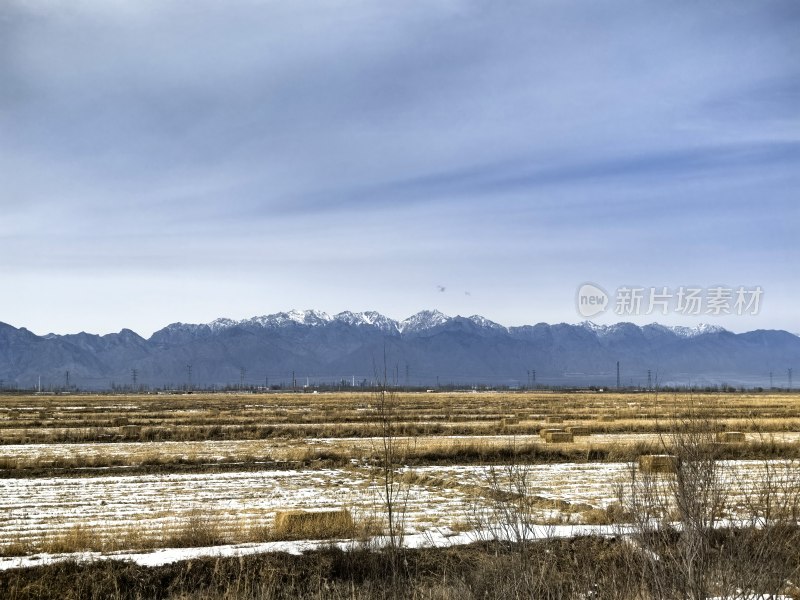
333,311,399,331
399,310,450,333
670,323,728,338
208,318,237,331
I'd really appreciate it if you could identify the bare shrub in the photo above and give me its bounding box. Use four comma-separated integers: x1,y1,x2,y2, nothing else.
621,397,800,599
164,510,226,548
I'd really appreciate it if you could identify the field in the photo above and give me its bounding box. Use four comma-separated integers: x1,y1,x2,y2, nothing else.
1,390,800,598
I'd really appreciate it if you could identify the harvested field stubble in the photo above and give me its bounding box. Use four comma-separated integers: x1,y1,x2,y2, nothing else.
1,391,799,445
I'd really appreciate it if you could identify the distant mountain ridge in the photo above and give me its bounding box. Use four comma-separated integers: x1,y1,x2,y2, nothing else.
160,309,727,337
0,310,797,390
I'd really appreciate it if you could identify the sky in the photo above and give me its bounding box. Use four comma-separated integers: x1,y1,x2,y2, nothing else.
1,0,799,337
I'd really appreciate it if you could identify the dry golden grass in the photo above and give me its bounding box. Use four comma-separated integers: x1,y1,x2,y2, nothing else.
2,391,800,445
1,391,799,475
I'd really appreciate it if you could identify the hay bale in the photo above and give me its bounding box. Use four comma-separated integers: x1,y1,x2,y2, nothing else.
599,414,615,422
545,415,563,423
540,428,565,438
501,418,520,426
638,454,678,474
273,509,354,540
566,426,591,436
716,431,745,443
120,425,141,437
545,431,574,443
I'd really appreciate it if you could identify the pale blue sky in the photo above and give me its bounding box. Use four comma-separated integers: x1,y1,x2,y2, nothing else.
1,0,798,336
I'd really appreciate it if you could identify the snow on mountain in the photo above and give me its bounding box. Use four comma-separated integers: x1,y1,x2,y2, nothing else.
399,310,451,333
580,321,728,338
579,321,611,335
243,310,333,328
333,311,399,331
468,315,506,331
669,323,728,338
182,313,733,338
208,318,238,331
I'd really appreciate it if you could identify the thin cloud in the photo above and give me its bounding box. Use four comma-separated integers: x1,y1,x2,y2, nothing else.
0,0,798,335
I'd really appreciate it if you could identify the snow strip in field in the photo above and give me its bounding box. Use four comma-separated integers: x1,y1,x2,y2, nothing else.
0,524,627,571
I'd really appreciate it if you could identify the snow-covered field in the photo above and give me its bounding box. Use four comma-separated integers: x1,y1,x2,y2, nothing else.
0,461,629,555
2,459,795,555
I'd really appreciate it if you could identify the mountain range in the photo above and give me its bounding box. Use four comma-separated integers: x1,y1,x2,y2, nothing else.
1,310,798,390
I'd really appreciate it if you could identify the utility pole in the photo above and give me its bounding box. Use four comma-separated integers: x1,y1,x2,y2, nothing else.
132,369,138,388
65,370,70,389
647,370,652,391
292,370,296,392
616,361,620,389
789,368,793,391
240,367,246,390
186,364,192,391
532,369,536,385
527,370,530,388
769,371,774,389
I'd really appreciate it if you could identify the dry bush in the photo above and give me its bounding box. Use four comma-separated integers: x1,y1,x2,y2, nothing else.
39,525,105,554
163,510,226,548
581,502,633,525
620,401,800,600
